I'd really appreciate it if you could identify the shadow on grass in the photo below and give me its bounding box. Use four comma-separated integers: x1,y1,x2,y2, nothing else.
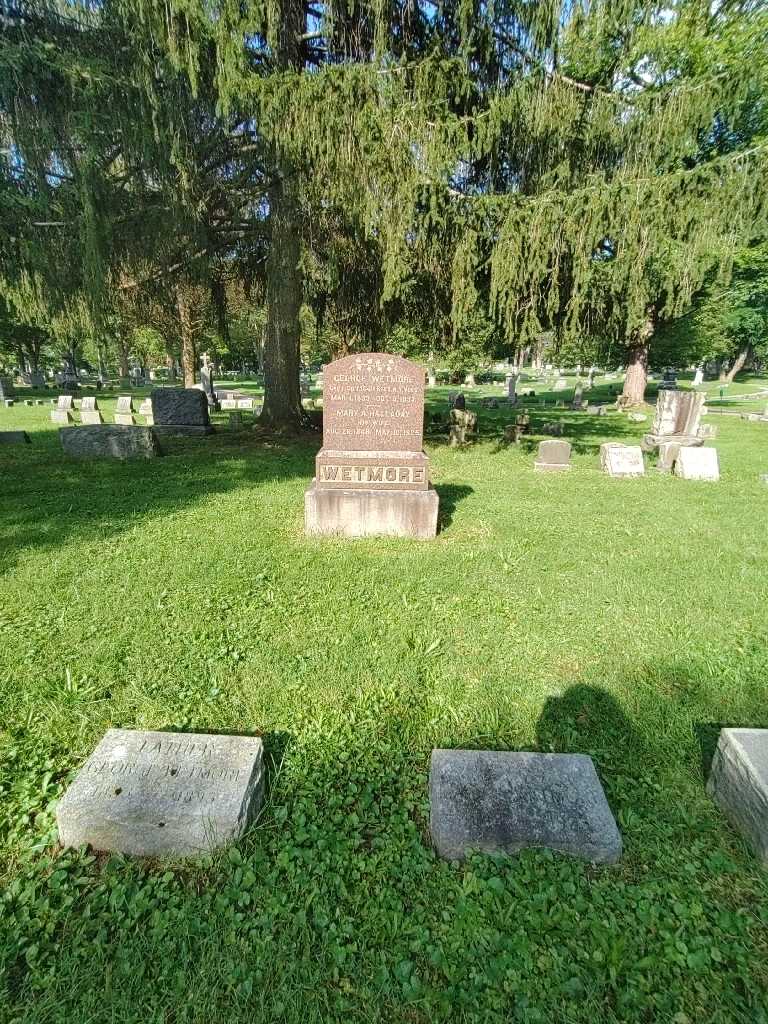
536,684,645,763
435,484,473,530
0,425,317,574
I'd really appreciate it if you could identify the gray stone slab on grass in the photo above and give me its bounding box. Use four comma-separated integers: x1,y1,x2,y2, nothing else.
430,749,622,864
0,431,31,444
57,728,265,858
60,425,161,460
707,728,768,864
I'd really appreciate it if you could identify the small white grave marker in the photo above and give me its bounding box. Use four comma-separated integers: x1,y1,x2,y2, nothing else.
600,443,645,477
674,446,720,481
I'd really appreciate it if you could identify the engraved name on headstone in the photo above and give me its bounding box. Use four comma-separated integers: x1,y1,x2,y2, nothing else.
57,728,264,857
305,352,439,537
323,353,424,454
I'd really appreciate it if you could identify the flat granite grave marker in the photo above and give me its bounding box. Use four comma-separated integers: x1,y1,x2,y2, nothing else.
707,729,768,865
674,446,720,481
534,439,571,472
600,443,645,477
57,728,264,857
0,430,31,445
305,353,439,538
430,749,622,864
151,388,213,436
60,425,161,460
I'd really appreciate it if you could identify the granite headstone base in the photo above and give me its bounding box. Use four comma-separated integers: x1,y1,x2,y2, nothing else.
430,749,622,864
152,423,214,437
707,729,768,864
57,728,264,858
305,482,439,539
0,431,31,445
60,425,161,460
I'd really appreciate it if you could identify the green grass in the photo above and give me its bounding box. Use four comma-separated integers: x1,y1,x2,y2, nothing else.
2,378,768,1023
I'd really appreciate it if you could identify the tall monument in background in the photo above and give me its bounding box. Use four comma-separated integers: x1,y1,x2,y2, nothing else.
304,353,439,538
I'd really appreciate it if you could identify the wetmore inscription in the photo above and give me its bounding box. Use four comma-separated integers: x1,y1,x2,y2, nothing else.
323,353,424,452
56,729,264,858
305,351,439,536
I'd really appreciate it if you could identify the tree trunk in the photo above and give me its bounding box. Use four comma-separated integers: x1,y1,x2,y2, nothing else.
723,346,750,384
177,283,196,388
260,167,304,429
259,0,305,431
619,311,655,406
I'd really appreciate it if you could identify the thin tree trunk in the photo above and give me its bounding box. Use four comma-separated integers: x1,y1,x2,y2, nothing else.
177,283,196,388
261,168,303,429
620,310,655,406
723,346,750,384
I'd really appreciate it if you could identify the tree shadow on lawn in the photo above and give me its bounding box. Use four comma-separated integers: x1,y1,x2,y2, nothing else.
0,426,317,575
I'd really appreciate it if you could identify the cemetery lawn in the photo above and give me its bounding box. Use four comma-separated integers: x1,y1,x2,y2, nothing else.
2,382,768,1024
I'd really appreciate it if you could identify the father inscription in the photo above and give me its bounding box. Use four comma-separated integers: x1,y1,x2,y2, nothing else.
57,728,264,857
305,353,438,537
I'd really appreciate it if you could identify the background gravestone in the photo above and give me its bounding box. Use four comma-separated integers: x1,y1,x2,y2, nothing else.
80,396,104,425
430,749,622,864
534,439,571,472
600,443,645,477
114,394,135,425
57,728,264,857
151,388,213,436
305,353,439,538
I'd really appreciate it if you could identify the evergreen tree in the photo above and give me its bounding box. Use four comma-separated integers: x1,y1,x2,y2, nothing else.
2,0,766,416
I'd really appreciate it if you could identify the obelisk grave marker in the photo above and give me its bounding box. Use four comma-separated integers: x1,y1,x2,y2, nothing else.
304,353,439,538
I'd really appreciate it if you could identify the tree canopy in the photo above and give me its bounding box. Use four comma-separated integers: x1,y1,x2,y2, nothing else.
1,0,766,413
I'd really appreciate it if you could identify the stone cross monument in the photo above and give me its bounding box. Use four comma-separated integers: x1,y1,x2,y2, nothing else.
304,353,439,538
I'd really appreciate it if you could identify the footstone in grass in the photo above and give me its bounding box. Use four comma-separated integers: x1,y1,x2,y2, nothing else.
57,729,264,858
707,729,768,865
60,424,161,460
430,749,622,864
0,430,31,444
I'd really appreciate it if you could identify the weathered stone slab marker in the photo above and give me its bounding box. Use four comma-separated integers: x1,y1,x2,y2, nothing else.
707,729,768,865
0,430,31,445
534,439,571,472
600,443,645,477
60,425,161,460
305,353,438,538
674,446,720,481
151,388,213,436
57,728,264,857
430,749,622,864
